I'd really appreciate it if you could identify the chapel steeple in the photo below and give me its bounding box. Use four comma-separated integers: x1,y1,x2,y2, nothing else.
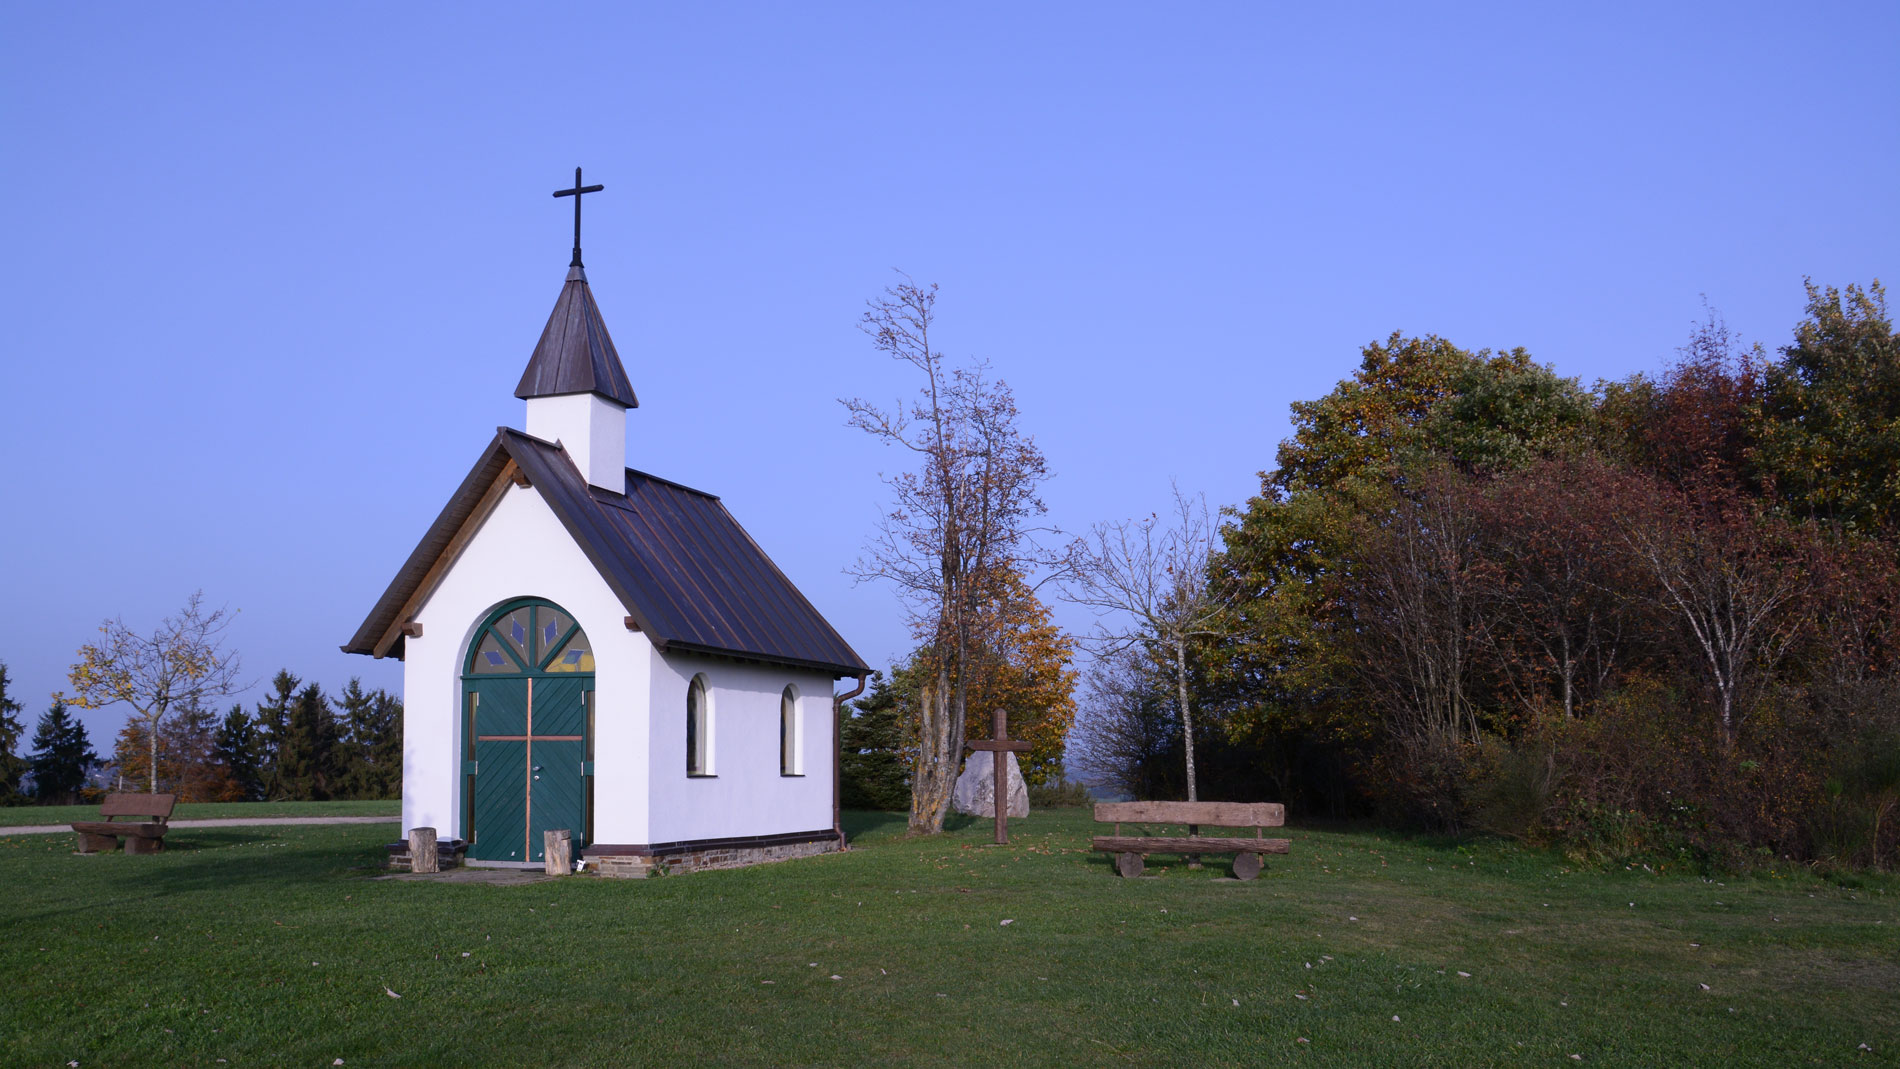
517,168,636,492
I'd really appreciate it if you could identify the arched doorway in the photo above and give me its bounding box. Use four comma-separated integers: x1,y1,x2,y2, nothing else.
461,598,595,863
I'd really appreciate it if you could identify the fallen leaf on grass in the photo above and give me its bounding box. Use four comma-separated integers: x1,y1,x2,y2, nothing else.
384,987,402,999
1000,919,1014,926
1457,971,1471,978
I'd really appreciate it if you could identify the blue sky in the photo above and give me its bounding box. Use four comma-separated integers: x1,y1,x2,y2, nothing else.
2,4,1895,746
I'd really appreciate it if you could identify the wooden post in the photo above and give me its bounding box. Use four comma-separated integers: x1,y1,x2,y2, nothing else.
544,829,573,876
408,826,439,874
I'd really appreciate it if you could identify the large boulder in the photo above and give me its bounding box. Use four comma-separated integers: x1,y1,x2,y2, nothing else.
952,752,1029,818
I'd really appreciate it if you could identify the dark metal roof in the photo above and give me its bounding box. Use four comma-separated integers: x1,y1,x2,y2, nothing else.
344,429,868,677
513,266,639,408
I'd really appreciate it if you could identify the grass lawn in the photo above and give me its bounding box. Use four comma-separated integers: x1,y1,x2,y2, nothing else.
3,808,1894,1067
0,798,400,827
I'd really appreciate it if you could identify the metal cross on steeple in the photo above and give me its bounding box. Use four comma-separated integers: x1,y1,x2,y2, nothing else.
552,166,605,268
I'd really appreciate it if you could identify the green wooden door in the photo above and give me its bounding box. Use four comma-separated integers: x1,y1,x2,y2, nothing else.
462,600,596,864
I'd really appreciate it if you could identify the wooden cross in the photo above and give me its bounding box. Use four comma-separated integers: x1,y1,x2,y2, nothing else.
966,708,1032,844
552,166,605,268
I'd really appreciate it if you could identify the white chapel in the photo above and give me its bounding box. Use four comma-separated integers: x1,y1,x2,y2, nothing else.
344,175,868,875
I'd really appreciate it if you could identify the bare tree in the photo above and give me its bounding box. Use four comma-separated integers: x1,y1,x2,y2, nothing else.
842,276,1066,834
1618,483,1811,747
1069,484,1230,801
1068,645,1176,801
1352,473,1485,748
62,591,243,794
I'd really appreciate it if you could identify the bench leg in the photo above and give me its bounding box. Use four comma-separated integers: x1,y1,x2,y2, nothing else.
76,832,120,854
1233,851,1262,881
1116,851,1144,879
124,836,162,855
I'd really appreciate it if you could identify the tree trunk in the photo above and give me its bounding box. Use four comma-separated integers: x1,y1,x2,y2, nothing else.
148,715,160,794
1173,638,1198,803
908,666,958,835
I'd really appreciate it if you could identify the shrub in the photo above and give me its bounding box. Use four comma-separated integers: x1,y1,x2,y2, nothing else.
1027,775,1093,808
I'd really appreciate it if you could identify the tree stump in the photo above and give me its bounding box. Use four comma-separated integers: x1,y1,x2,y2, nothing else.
544,829,573,876
1116,851,1145,879
1232,851,1263,881
408,826,439,874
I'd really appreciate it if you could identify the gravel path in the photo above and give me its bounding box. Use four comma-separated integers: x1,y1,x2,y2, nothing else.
0,815,398,836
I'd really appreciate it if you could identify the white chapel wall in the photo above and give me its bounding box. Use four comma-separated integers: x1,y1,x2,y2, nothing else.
400,480,653,844
644,648,836,844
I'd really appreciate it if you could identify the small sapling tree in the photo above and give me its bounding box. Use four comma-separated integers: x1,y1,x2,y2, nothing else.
62,592,242,794
1069,485,1232,801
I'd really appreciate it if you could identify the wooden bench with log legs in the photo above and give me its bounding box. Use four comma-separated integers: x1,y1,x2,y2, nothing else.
1091,801,1290,880
72,793,177,854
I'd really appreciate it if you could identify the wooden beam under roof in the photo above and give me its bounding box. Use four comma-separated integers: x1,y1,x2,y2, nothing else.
370,459,522,659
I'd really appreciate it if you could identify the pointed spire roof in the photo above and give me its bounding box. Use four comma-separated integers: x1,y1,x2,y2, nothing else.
514,265,639,408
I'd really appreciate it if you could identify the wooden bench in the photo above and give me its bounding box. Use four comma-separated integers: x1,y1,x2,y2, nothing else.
1091,801,1290,880
72,793,176,854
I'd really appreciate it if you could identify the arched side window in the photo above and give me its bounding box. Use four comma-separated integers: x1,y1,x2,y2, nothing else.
780,685,802,776
686,674,713,776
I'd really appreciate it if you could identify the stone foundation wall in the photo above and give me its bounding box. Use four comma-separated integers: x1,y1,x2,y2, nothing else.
589,836,841,879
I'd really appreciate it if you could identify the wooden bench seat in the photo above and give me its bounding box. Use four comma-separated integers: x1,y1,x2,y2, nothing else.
1091,801,1290,880
72,793,176,854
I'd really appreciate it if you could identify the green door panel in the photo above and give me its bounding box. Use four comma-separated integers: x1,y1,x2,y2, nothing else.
472,679,528,736
472,737,528,862
529,739,585,862
533,676,588,736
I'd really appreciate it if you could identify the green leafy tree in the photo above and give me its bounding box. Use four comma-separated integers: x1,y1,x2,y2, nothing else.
1756,280,1898,532
213,703,264,801
30,701,96,804
0,661,28,805
1213,333,1594,808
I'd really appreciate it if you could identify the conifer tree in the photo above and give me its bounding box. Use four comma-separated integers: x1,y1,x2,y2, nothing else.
0,661,28,805
30,701,96,804
278,682,338,800
840,670,914,811
168,701,231,801
334,680,402,800
213,703,264,801
254,670,300,799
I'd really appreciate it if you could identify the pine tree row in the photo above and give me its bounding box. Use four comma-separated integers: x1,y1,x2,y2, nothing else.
0,662,401,804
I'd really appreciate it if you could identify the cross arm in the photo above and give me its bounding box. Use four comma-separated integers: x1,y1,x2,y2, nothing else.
554,184,605,198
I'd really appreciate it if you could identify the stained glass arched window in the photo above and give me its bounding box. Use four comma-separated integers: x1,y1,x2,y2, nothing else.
465,600,593,676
